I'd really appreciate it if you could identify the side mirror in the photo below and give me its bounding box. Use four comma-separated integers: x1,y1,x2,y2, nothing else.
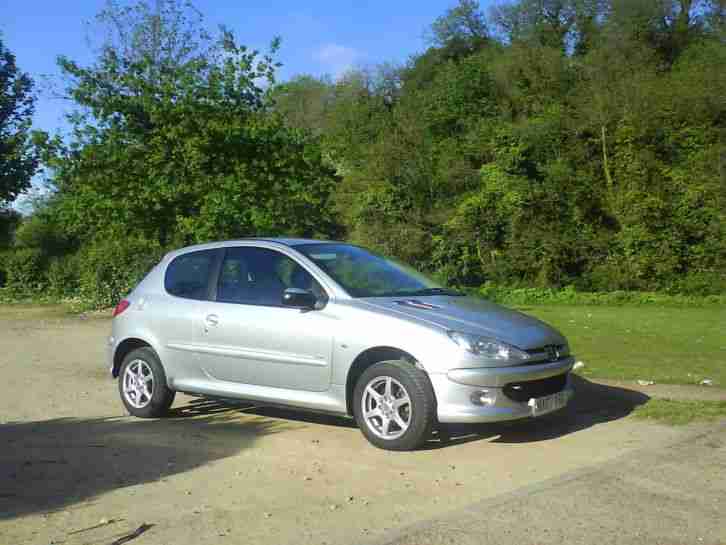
282,288,317,309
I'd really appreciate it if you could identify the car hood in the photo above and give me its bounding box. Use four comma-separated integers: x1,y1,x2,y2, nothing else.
359,295,566,350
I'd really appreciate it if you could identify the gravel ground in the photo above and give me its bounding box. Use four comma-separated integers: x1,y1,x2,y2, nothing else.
373,422,726,545
0,308,718,545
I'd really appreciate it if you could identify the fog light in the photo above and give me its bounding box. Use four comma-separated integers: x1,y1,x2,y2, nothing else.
470,390,495,406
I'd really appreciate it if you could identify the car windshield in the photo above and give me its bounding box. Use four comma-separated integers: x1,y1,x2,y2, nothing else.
296,243,461,298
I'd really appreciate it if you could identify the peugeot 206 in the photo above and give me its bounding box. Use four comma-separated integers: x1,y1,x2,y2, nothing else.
108,239,574,450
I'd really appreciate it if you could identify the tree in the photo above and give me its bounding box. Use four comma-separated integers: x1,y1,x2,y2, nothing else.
88,0,215,69
43,0,339,248
269,0,726,293
0,37,38,206
429,0,490,55
11,0,726,300
491,0,580,50
602,0,711,64
270,74,334,135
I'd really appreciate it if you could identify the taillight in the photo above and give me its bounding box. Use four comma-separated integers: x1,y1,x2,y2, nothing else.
113,299,130,317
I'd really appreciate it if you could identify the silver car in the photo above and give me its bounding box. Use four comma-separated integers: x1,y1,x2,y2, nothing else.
108,238,574,450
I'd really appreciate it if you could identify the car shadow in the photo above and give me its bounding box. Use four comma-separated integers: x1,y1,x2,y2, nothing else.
0,411,296,520
429,375,651,448
171,375,650,451
171,396,359,428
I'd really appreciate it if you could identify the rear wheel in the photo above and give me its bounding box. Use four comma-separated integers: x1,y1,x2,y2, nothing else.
118,347,175,418
353,360,436,451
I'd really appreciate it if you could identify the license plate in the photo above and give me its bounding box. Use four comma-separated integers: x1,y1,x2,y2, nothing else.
528,390,568,417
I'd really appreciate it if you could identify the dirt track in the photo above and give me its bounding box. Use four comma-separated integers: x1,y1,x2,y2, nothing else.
0,307,720,545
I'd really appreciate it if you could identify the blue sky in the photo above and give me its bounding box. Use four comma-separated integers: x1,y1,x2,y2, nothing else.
1,0,489,137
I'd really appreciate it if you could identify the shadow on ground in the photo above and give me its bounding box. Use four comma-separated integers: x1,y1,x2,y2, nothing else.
172,397,359,428
437,375,650,447
0,376,650,519
168,375,650,450
0,410,295,520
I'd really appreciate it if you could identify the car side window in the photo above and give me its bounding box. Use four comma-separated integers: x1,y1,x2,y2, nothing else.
164,250,216,300
216,247,326,306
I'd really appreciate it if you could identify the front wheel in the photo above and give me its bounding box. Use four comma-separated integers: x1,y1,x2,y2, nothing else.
118,347,175,418
353,360,436,451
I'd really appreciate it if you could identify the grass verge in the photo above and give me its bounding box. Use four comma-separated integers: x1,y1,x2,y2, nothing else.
632,398,726,425
521,305,725,388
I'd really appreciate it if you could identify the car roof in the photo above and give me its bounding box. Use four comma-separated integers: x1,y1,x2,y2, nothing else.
255,237,341,247
164,238,343,259
220,237,342,247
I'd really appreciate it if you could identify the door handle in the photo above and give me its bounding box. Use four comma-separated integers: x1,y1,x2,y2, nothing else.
204,314,219,327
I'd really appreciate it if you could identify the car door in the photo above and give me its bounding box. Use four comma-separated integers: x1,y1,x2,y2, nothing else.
159,248,220,381
193,245,334,392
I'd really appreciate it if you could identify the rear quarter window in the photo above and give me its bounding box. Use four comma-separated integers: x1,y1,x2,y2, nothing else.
164,250,216,300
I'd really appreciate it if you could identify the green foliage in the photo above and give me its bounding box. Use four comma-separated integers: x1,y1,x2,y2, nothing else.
432,164,527,285
429,0,489,50
271,74,335,135
271,0,726,295
173,117,340,242
0,38,38,206
12,0,340,307
1,247,45,294
13,198,76,257
46,254,80,298
41,2,339,251
77,236,163,308
7,0,726,305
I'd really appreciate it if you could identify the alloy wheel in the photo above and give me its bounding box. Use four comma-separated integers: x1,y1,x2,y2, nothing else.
361,376,412,440
122,359,154,409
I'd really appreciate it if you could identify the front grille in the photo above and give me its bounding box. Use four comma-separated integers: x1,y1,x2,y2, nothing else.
503,373,568,403
525,344,568,363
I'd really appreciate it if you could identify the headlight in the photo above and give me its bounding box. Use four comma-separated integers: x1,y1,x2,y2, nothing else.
448,331,530,362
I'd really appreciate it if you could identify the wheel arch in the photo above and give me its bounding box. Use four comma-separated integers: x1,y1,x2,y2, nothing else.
345,346,422,416
112,337,154,378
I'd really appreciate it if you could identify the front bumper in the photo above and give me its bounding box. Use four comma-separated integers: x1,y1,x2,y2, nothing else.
432,358,575,424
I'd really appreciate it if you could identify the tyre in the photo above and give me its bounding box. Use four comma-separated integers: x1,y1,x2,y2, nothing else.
353,360,436,451
118,347,175,418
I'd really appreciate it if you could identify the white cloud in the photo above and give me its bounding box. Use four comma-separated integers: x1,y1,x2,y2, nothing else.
314,43,359,78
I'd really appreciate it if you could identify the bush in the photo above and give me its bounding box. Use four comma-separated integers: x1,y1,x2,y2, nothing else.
664,271,726,297
47,254,80,298
1,248,46,294
78,236,164,309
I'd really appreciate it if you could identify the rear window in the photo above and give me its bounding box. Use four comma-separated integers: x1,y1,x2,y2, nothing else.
164,249,216,300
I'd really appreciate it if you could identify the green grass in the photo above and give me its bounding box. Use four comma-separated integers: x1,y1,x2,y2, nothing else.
520,305,726,388
632,398,726,425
